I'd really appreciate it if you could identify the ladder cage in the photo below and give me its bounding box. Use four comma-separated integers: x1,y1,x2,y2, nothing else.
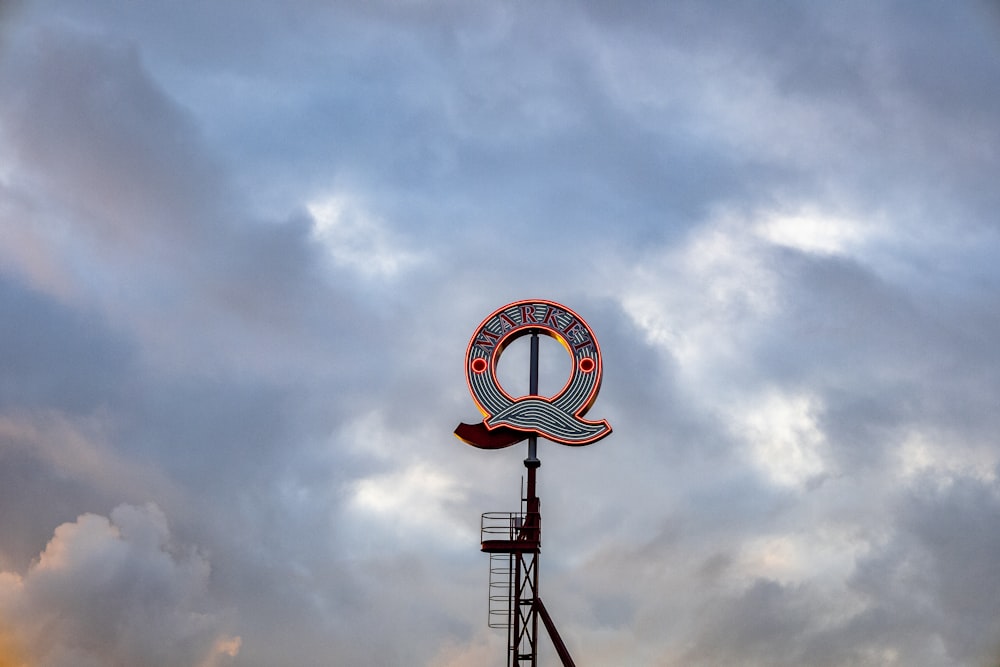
483,513,523,631
488,553,514,629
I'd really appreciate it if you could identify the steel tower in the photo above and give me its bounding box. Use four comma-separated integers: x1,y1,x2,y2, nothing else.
455,300,612,666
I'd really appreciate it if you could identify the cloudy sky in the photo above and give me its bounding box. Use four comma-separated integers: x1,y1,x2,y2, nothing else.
2,1,1000,665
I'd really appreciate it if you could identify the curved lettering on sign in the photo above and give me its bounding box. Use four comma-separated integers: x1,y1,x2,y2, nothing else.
455,299,612,448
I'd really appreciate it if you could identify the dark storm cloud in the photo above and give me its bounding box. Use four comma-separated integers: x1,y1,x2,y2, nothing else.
0,273,132,413
0,271,139,569
847,474,1000,665
0,16,403,664
1,28,221,243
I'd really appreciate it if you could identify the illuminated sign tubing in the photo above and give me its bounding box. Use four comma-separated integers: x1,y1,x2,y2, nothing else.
456,299,612,447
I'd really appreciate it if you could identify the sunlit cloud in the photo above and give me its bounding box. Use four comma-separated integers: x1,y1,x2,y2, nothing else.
896,429,999,485
736,529,869,592
428,632,505,667
618,212,779,381
755,208,872,256
0,505,239,667
736,391,829,489
347,462,474,548
308,194,423,279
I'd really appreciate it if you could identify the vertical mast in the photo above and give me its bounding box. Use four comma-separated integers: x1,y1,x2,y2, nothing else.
463,300,609,667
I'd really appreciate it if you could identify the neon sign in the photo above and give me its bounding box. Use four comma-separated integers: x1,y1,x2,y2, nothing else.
455,299,612,448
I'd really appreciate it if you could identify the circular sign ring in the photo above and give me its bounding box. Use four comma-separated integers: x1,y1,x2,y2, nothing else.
462,299,611,446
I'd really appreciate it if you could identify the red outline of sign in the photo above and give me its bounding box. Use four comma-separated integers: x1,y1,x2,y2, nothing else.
461,299,610,446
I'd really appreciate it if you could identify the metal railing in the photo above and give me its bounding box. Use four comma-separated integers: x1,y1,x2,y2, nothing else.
481,511,525,541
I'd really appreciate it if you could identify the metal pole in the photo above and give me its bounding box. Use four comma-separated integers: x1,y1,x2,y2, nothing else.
523,330,540,665
527,331,539,465
512,555,522,667
525,329,540,541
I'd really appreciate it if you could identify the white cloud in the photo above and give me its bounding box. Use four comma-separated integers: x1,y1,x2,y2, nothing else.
755,208,873,256
736,529,868,594
736,391,829,488
896,429,998,485
308,194,423,279
346,462,474,549
0,504,239,667
616,211,779,388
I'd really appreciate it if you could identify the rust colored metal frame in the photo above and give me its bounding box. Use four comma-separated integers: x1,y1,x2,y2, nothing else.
481,463,576,666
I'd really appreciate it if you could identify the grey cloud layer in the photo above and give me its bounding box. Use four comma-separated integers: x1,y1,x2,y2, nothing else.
1,1,999,665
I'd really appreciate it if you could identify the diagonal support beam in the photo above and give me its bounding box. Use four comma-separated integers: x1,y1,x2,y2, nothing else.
533,597,576,667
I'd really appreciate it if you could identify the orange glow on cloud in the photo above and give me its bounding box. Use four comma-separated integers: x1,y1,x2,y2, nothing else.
0,627,26,667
